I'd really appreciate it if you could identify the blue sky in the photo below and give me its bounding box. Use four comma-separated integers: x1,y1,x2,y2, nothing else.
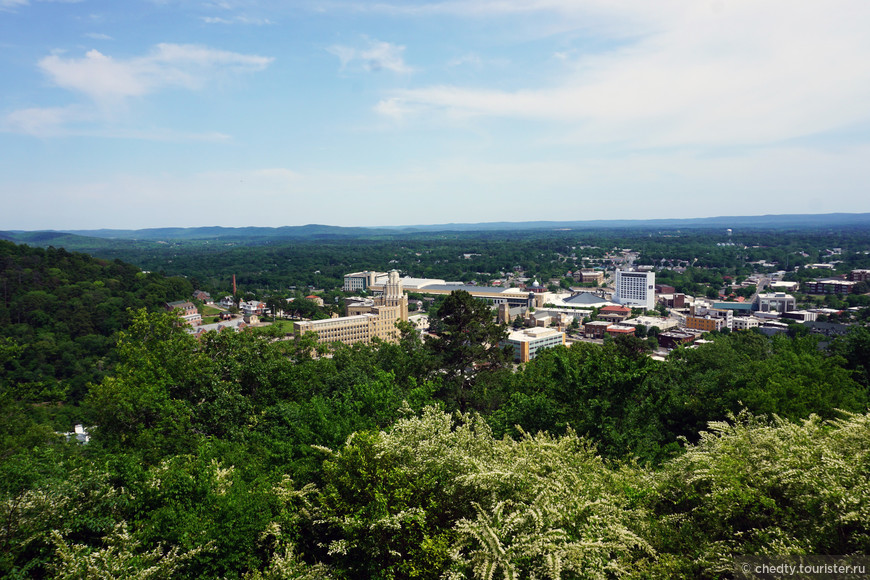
2,0,870,230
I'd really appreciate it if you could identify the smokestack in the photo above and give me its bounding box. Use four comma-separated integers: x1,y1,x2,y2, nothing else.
233,274,237,296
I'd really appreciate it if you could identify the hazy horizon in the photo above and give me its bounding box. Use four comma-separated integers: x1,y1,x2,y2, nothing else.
4,211,870,235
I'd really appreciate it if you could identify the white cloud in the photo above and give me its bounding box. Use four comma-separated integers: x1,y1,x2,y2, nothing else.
0,0,29,10
374,1,870,149
5,43,270,139
446,53,482,68
2,105,93,136
38,43,274,102
328,38,413,74
1,0,83,8
1,104,232,141
330,0,678,31
202,14,271,24
374,97,416,120
84,32,113,40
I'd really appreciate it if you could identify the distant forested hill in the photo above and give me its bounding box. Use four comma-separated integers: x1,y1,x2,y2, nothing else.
4,212,870,247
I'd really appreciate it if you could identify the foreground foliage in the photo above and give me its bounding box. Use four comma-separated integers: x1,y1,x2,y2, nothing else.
1,284,869,577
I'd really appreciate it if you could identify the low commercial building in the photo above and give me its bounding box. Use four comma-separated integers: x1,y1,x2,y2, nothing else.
731,316,761,331
685,315,727,332
502,327,566,363
759,321,790,336
598,305,631,323
713,302,754,315
658,330,697,350
574,270,604,285
658,293,687,308
804,279,857,294
782,310,818,323
584,320,612,339
754,292,796,312
623,315,678,332
605,325,636,337
804,321,851,337
769,281,800,292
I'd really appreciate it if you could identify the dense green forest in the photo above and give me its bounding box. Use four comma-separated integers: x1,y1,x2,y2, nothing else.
2,237,870,578
0,241,194,420
8,226,870,299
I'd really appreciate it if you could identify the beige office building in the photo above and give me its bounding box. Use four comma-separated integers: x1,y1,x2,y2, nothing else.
295,270,408,345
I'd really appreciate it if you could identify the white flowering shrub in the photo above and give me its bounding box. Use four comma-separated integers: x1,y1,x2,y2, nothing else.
0,459,120,577
244,543,333,580
445,428,652,580
291,407,651,579
51,522,209,579
648,411,870,578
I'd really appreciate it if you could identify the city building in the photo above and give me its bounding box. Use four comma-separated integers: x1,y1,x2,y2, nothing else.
658,293,686,308
192,290,213,304
731,316,761,331
605,325,636,337
684,315,727,332
306,295,325,307
598,305,631,323
754,292,797,312
240,300,267,316
657,330,697,350
502,327,566,363
296,270,408,346
804,279,858,294
623,315,678,332
613,270,655,310
584,320,612,339
346,297,375,315
342,270,386,292
497,302,512,325
574,270,604,285
188,318,248,337
392,283,541,308
804,321,852,337
555,291,612,309
769,281,800,292
781,310,818,323
758,321,790,336
165,300,202,326
713,302,754,315
850,269,870,282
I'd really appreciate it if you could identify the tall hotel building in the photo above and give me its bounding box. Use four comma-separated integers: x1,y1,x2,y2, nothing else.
613,270,655,310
